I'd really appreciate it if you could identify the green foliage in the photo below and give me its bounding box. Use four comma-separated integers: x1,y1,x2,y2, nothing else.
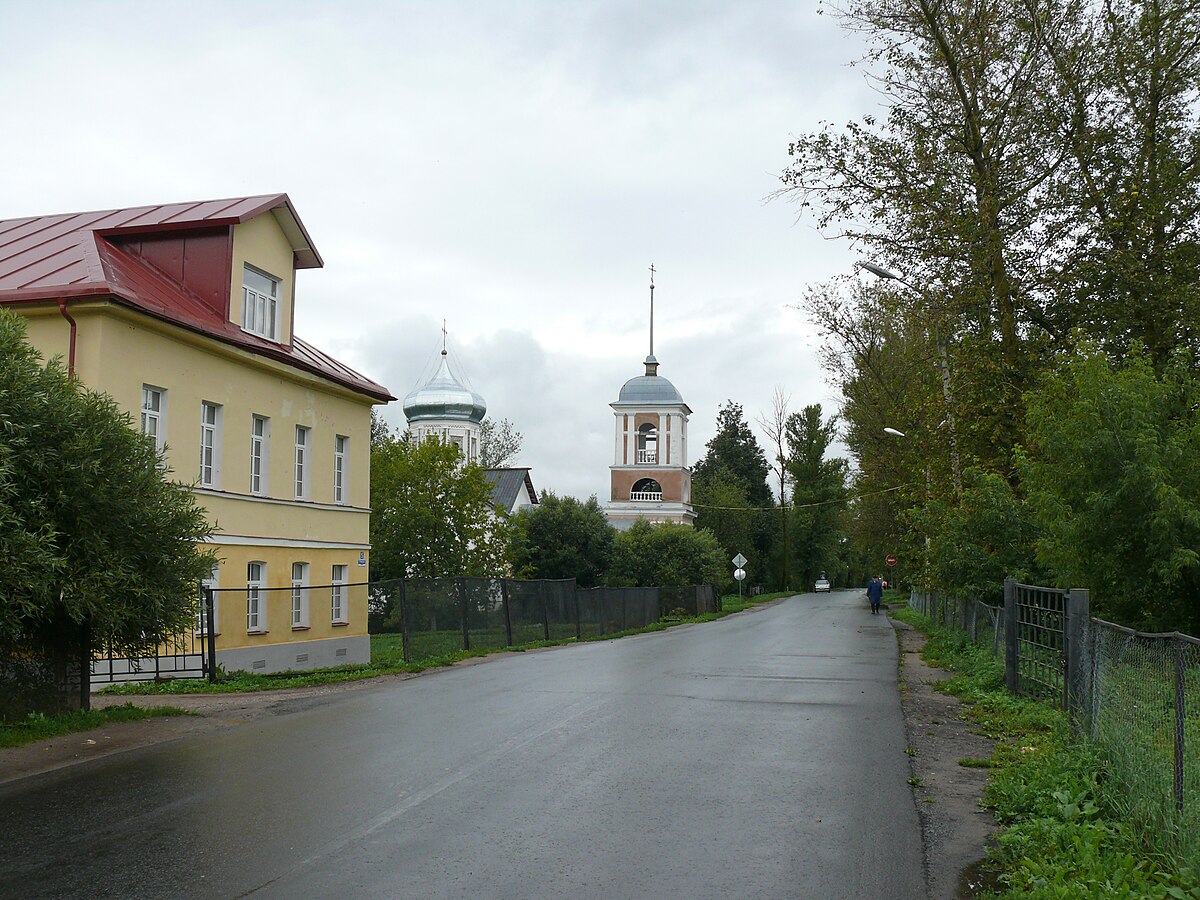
785,404,849,587
479,416,523,467
1019,346,1200,632
692,401,773,509
691,467,761,579
0,309,214,677
606,521,725,588
369,431,510,579
508,492,614,587
915,469,1039,605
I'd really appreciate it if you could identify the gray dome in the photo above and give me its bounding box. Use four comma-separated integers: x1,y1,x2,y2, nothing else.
403,354,487,424
617,374,684,405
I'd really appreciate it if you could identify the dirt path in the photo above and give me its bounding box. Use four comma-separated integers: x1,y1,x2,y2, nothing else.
1,617,999,898
893,618,999,899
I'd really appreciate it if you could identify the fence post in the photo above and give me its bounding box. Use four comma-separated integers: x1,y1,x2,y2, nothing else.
501,579,513,647
458,578,470,651
399,579,411,664
541,581,551,642
1004,578,1019,695
1065,588,1089,732
1175,636,1187,813
574,586,581,641
204,587,218,683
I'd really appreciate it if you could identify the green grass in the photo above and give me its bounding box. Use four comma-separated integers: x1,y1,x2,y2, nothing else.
100,590,796,698
0,703,193,749
891,605,1199,898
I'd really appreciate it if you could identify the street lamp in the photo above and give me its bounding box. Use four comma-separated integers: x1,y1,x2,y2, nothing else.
858,261,962,496
883,427,907,438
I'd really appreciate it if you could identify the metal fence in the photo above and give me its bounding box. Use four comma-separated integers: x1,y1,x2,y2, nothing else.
907,580,1199,863
369,577,720,663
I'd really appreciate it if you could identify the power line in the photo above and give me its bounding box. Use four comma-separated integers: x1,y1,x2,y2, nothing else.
690,482,914,512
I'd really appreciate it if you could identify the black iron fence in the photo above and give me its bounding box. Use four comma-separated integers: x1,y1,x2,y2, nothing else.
369,577,720,663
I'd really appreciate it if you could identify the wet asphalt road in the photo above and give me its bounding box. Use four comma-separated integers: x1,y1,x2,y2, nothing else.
0,591,924,899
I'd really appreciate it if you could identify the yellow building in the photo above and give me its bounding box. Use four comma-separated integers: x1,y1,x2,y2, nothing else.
0,194,394,674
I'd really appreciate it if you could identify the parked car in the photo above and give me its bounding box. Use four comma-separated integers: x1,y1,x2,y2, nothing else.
814,577,831,593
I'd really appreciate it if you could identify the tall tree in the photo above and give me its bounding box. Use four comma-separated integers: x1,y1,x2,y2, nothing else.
785,405,850,589
479,417,524,467
0,309,215,716
758,388,794,589
370,433,510,580
691,401,774,573
509,492,614,587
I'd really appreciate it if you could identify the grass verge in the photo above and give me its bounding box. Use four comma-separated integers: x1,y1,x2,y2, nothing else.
98,591,796,697
0,703,192,749
889,605,1199,898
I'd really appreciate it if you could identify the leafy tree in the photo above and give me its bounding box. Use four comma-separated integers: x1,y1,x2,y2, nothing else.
1019,345,1200,632
785,404,850,589
0,309,214,715
692,401,773,508
691,467,759,578
606,521,725,588
370,432,510,580
479,417,523,467
691,400,774,576
914,469,1039,606
509,492,614,587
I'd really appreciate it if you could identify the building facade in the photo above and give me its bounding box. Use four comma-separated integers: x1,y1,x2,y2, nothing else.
0,194,394,675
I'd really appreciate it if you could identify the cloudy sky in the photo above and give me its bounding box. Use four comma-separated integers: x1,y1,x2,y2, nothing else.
2,1,875,500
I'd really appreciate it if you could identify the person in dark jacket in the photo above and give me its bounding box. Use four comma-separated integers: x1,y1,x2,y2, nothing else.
867,576,883,615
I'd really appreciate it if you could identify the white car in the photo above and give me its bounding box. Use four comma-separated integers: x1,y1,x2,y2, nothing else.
814,577,831,593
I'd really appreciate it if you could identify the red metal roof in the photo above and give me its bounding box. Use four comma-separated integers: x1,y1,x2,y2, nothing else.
0,195,393,402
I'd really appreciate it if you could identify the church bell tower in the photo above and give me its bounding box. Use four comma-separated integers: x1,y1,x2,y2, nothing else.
606,267,695,530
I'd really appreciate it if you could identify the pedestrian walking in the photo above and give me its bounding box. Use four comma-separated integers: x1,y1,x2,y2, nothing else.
866,576,883,615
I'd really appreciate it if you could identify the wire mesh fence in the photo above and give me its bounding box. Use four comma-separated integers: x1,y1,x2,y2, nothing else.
1088,620,1200,863
907,584,1199,864
369,577,720,662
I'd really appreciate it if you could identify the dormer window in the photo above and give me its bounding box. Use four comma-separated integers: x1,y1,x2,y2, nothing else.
242,265,279,340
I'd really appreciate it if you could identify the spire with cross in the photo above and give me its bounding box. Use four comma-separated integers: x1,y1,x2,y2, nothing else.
649,263,655,359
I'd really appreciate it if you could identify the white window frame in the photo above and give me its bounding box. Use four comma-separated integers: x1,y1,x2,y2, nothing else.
241,265,279,340
331,564,349,624
291,562,310,628
247,561,266,632
250,415,270,495
141,384,167,454
294,426,311,499
199,402,222,488
334,435,348,504
198,564,219,635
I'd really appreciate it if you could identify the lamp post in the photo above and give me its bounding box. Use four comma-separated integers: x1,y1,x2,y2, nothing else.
859,262,962,496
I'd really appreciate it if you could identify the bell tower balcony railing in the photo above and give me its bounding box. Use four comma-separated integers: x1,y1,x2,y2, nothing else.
637,448,657,464
630,490,663,501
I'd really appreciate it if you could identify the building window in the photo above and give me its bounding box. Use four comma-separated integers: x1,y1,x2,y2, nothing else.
295,426,310,499
242,265,279,340
250,415,269,495
334,435,348,504
198,564,219,634
291,562,310,628
247,562,266,632
200,402,222,487
331,564,348,624
141,385,166,454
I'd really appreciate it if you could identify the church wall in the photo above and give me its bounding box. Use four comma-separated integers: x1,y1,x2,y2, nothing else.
610,468,689,502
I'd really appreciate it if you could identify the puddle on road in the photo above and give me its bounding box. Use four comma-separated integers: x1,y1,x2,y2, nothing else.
957,856,1002,897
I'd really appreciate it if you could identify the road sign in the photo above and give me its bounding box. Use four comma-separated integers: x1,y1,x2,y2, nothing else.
734,568,746,581
886,554,897,567
732,553,747,568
